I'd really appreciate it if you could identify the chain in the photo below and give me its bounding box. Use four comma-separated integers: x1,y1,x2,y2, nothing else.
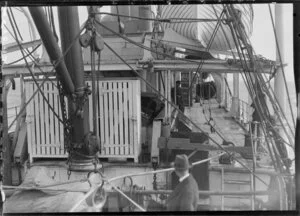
153,173,157,190
57,79,72,152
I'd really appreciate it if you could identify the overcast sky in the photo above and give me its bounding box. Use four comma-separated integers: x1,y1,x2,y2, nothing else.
2,4,294,81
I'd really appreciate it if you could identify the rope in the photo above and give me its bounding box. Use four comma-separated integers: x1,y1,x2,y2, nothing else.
226,5,295,146
5,43,41,65
2,185,87,193
69,152,225,212
223,5,281,172
91,11,227,23
187,9,225,94
109,184,146,212
225,5,292,172
94,19,209,65
103,39,269,187
3,23,58,88
8,8,64,124
268,4,296,129
6,15,86,132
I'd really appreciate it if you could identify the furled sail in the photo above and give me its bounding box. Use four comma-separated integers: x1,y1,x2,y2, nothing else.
160,4,253,51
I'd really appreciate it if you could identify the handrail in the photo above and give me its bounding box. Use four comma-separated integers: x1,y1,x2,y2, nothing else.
69,152,225,212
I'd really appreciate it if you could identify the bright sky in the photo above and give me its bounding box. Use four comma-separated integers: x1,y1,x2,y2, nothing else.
250,3,294,81
2,4,294,81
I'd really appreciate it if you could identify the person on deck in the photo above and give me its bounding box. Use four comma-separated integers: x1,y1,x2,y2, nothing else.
171,81,184,113
166,154,199,211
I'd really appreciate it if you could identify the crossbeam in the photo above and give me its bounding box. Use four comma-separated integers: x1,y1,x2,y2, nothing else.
138,59,274,74
2,58,273,78
158,137,254,154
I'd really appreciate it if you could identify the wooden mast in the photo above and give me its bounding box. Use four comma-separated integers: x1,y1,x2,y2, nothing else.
293,3,300,211
274,4,287,115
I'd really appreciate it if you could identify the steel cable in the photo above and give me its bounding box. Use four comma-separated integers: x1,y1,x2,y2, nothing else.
6,13,87,132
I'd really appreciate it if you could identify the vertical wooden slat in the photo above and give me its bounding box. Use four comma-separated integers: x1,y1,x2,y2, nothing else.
118,82,124,156
99,81,105,155
128,81,134,156
64,96,68,155
165,72,168,120
135,80,141,162
57,91,63,155
113,82,119,156
88,81,94,132
131,81,137,158
44,82,50,155
25,82,33,162
53,85,59,156
95,81,100,138
31,83,37,157
108,82,114,156
123,82,129,156
169,71,171,116
221,167,224,210
103,82,109,156
39,84,46,156
34,83,41,156
49,82,55,156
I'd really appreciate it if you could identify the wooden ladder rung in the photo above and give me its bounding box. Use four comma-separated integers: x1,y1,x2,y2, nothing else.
223,180,251,184
223,195,252,199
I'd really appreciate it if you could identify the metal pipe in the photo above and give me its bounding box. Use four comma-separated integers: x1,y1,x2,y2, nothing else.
28,7,75,95
58,6,85,93
58,6,90,143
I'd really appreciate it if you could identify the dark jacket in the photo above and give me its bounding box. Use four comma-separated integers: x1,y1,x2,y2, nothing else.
166,174,199,211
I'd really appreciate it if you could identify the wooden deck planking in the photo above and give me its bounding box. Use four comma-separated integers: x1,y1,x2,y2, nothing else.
188,100,246,147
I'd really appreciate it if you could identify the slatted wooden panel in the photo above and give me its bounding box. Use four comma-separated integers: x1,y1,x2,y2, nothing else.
25,79,141,162
88,79,141,162
25,80,67,162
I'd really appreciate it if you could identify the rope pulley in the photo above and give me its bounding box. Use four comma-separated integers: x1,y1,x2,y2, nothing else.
118,176,134,208
86,171,107,209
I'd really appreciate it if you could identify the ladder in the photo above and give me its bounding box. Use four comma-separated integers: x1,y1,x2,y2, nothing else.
220,167,255,210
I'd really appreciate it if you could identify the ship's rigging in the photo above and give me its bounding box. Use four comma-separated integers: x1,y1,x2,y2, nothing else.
1,3,296,211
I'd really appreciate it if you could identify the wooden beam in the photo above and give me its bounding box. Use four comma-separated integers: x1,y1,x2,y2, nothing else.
14,122,28,163
2,62,141,77
3,39,42,54
158,137,253,154
2,79,12,185
151,120,162,162
138,60,273,74
3,58,273,77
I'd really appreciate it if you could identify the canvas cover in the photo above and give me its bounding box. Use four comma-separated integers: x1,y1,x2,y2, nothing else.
3,166,94,213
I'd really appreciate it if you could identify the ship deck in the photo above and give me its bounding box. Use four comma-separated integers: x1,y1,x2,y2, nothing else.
185,99,247,147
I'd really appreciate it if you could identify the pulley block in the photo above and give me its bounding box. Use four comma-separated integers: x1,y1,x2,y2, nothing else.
79,31,92,48
92,34,104,52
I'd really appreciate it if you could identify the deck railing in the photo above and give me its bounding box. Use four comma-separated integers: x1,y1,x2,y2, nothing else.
224,90,252,126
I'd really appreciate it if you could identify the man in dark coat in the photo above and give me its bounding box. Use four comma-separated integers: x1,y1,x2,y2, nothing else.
166,154,199,211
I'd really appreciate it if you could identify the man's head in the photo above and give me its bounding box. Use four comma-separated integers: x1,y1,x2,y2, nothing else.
173,154,191,178
176,80,181,87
